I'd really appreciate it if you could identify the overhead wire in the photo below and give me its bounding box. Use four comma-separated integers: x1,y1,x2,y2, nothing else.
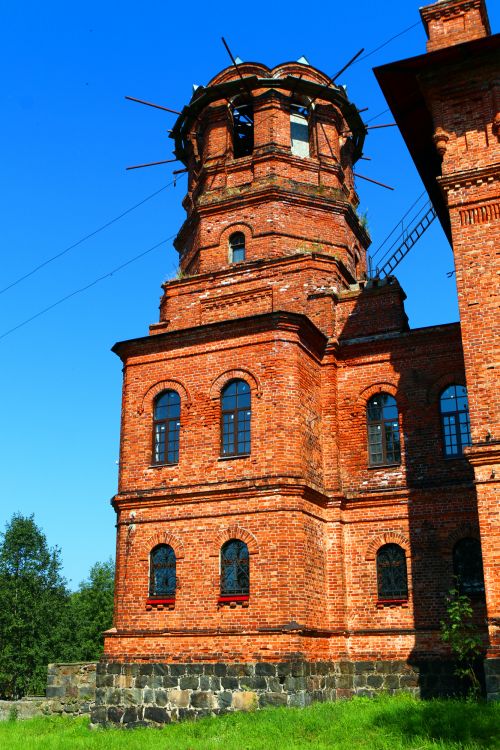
0,175,183,297
0,234,177,342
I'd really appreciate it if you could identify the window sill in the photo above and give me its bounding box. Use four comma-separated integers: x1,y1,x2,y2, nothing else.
376,599,408,609
146,598,175,611
148,462,179,469
218,595,249,608
218,454,251,461
367,463,402,470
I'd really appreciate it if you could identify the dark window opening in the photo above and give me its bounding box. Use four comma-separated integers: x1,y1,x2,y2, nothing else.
221,539,249,597
153,390,180,465
149,544,176,598
290,100,310,158
440,384,471,458
377,544,408,600
229,232,246,263
221,379,251,456
367,393,401,466
232,100,254,158
453,537,485,596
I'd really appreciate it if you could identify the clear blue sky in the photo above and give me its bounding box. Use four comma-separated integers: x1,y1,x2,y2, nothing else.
2,0,498,589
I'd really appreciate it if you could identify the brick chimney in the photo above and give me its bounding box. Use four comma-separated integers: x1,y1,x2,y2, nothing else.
420,0,491,52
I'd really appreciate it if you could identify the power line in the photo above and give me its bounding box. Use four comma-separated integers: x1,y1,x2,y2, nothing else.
0,175,184,297
0,235,176,342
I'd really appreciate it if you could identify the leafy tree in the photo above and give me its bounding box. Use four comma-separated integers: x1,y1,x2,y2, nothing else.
440,585,484,697
65,559,115,661
0,514,69,698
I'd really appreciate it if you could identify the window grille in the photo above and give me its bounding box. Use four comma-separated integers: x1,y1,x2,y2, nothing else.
376,544,408,600
453,537,485,595
153,390,180,464
221,379,251,456
149,544,176,598
221,539,249,596
367,393,401,466
440,384,471,457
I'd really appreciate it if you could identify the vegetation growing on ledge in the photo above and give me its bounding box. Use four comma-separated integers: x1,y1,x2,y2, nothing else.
1,695,498,750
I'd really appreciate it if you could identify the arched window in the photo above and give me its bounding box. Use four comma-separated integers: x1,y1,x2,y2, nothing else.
149,544,176,598
376,544,408,601
229,232,246,263
232,99,254,158
221,379,251,456
220,539,249,597
367,393,401,466
290,99,310,158
153,390,181,465
453,538,485,595
440,384,471,457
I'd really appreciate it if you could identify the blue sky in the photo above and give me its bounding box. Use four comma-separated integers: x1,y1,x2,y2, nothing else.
2,0,498,589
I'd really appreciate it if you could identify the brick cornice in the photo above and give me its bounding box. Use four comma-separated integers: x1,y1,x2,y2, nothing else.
438,162,500,193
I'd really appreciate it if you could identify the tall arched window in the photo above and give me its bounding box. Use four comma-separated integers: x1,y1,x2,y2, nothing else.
221,379,251,456
149,544,176,599
290,99,310,158
440,384,471,457
376,544,408,601
232,99,254,158
220,539,249,597
453,537,485,595
367,393,401,466
229,232,246,263
153,390,181,465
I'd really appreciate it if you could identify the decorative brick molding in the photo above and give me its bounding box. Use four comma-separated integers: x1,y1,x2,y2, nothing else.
138,379,191,415
365,532,411,561
443,524,481,554
211,526,259,556
459,200,500,225
426,372,466,405
209,369,262,400
357,381,399,405
141,530,185,560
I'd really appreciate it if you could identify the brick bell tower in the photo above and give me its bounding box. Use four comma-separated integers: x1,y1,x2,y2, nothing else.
104,60,373,667
376,0,500,698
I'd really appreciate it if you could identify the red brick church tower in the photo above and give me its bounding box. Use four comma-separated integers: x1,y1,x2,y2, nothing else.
95,0,498,726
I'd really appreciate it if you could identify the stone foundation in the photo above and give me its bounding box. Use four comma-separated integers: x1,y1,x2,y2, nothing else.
90,659,468,727
484,659,500,702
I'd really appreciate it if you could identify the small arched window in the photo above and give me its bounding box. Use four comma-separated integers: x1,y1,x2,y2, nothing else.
221,539,249,597
376,544,408,601
367,393,401,466
290,99,310,158
453,537,485,595
232,99,254,158
440,384,471,457
149,544,176,598
221,379,251,456
153,390,181,465
229,232,246,263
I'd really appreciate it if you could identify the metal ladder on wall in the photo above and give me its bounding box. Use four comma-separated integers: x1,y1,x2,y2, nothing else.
369,202,437,279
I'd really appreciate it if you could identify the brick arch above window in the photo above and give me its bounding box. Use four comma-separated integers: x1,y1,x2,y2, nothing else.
141,530,185,560
443,524,481,556
357,381,399,407
138,379,192,415
365,531,410,561
209,369,262,401
218,222,254,248
427,372,467,405
210,526,259,556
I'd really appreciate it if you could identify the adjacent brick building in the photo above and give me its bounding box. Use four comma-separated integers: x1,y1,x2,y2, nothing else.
96,0,499,724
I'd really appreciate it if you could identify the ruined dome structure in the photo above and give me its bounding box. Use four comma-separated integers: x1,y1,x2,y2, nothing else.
169,61,369,277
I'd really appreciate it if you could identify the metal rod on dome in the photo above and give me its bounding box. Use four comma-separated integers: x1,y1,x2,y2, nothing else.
353,173,394,190
126,158,178,171
125,96,182,116
221,37,253,97
357,107,369,113
173,168,188,174
309,48,365,107
360,156,372,161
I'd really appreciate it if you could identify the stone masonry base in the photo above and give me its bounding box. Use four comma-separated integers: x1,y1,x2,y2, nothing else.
90,659,470,728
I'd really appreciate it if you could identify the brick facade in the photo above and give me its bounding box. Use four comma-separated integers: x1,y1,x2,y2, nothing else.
100,0,499,723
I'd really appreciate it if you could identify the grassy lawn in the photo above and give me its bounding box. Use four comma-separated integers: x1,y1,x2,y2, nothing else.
0,695,498,750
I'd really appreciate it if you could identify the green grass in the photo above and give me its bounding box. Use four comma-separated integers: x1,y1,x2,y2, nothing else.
0,695,498,750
